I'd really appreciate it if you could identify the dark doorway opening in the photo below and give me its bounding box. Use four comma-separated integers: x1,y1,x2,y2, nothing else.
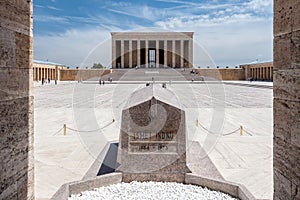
149,49,156,68
140,40,146,67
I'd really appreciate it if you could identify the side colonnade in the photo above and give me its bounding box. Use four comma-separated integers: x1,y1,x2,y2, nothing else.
33,63,64,81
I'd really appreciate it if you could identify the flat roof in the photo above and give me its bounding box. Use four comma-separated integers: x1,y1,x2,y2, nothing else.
111,32,194,38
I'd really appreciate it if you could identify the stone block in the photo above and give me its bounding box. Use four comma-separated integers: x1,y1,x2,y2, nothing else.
0,96,33,200
16,32,32,69
289,143,300,186
0,67,31,101
273,99,291,142
274,0,293,35
274,30,300,71
274,169,292,200
273,137,291,179
291,30,300,68
273,69,300,101
0,0,32,34
274,33,292,70
290,100,300,149
0,27,16,68
292,1,300,30
292,182,300,199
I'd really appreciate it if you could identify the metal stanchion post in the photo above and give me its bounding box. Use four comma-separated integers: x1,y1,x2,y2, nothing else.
240,125,243,136
63,124,66,136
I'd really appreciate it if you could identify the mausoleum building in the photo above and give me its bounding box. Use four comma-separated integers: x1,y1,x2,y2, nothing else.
111,32,194,69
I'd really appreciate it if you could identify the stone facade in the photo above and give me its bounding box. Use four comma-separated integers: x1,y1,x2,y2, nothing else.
0,0,34,199
33,61,64,81
273,0,300,199
241,62,273,81
117,84,190,182
111,32,194,69
196,68,245,80
59,69,111,81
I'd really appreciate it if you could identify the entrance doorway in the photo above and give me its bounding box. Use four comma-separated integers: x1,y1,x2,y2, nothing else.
149,49,156,68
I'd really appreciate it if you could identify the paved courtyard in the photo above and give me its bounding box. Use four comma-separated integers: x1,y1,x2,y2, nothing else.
34,80,273,200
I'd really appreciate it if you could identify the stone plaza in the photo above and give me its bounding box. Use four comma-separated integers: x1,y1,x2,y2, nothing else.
34,78,273,199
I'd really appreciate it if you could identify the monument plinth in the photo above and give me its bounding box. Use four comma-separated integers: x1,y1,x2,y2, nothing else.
117,84,190,183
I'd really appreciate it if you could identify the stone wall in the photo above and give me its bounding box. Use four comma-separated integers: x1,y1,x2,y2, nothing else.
273,0,300,199
195,68,245,80
60,69,111,81
0,0,34,199
241,62,273,81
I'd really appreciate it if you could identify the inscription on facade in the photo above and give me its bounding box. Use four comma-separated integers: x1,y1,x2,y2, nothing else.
130,131,177,153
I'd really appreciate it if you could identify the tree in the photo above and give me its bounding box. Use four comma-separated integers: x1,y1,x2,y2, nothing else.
92,63,104,69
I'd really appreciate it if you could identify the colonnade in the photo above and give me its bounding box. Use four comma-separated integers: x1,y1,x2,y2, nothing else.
111,32,194,69
33,64,63,81
250,66,273,81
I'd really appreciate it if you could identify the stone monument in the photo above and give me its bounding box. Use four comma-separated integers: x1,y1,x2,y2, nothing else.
117,84,190,182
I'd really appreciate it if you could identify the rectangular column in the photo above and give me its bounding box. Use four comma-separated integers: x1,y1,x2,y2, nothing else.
180,40,184,68
270,67,273,81
129,40,132,68
188,39,193,68
38,68,40,81
260,68,262,80
145,40,148,68
172,40,175,68
121,40,124,68
0,0,34,198
112,39,116,68
164,40,167,67
156,40,159,68
137,40,141,67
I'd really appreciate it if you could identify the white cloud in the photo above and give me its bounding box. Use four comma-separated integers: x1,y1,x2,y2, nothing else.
34,27,112,67
47,6,62,11
34,15,69,23
247,0,273,13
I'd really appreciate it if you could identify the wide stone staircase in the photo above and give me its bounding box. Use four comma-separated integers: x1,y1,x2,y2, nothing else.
87,68,205,82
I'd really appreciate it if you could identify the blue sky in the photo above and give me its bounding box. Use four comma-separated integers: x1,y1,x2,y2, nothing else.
33,0,273,68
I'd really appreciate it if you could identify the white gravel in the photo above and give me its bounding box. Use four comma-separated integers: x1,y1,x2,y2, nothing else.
68,181,239,200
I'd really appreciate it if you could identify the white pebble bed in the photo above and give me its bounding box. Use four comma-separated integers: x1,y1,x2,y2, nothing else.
69,181,239,200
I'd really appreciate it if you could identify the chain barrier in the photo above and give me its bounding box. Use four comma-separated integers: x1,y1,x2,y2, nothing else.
198,122,253,136
243,128,254,136
52,127,64,136
52,119,115,136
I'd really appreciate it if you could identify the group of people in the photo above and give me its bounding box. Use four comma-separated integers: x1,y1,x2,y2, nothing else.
99,77,113,85
41,77,57,85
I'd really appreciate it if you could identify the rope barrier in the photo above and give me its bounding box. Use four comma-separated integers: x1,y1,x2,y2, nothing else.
243,128,254,136
66,120,114,133
222,128,240,136
198,122,253,136
52,119,115,136
52,127,64,136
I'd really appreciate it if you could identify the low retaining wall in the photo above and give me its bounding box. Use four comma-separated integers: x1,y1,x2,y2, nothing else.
51,173,122,200
52,173,257,200
185,174,256,200
60,69,111,81
195,69,245,80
